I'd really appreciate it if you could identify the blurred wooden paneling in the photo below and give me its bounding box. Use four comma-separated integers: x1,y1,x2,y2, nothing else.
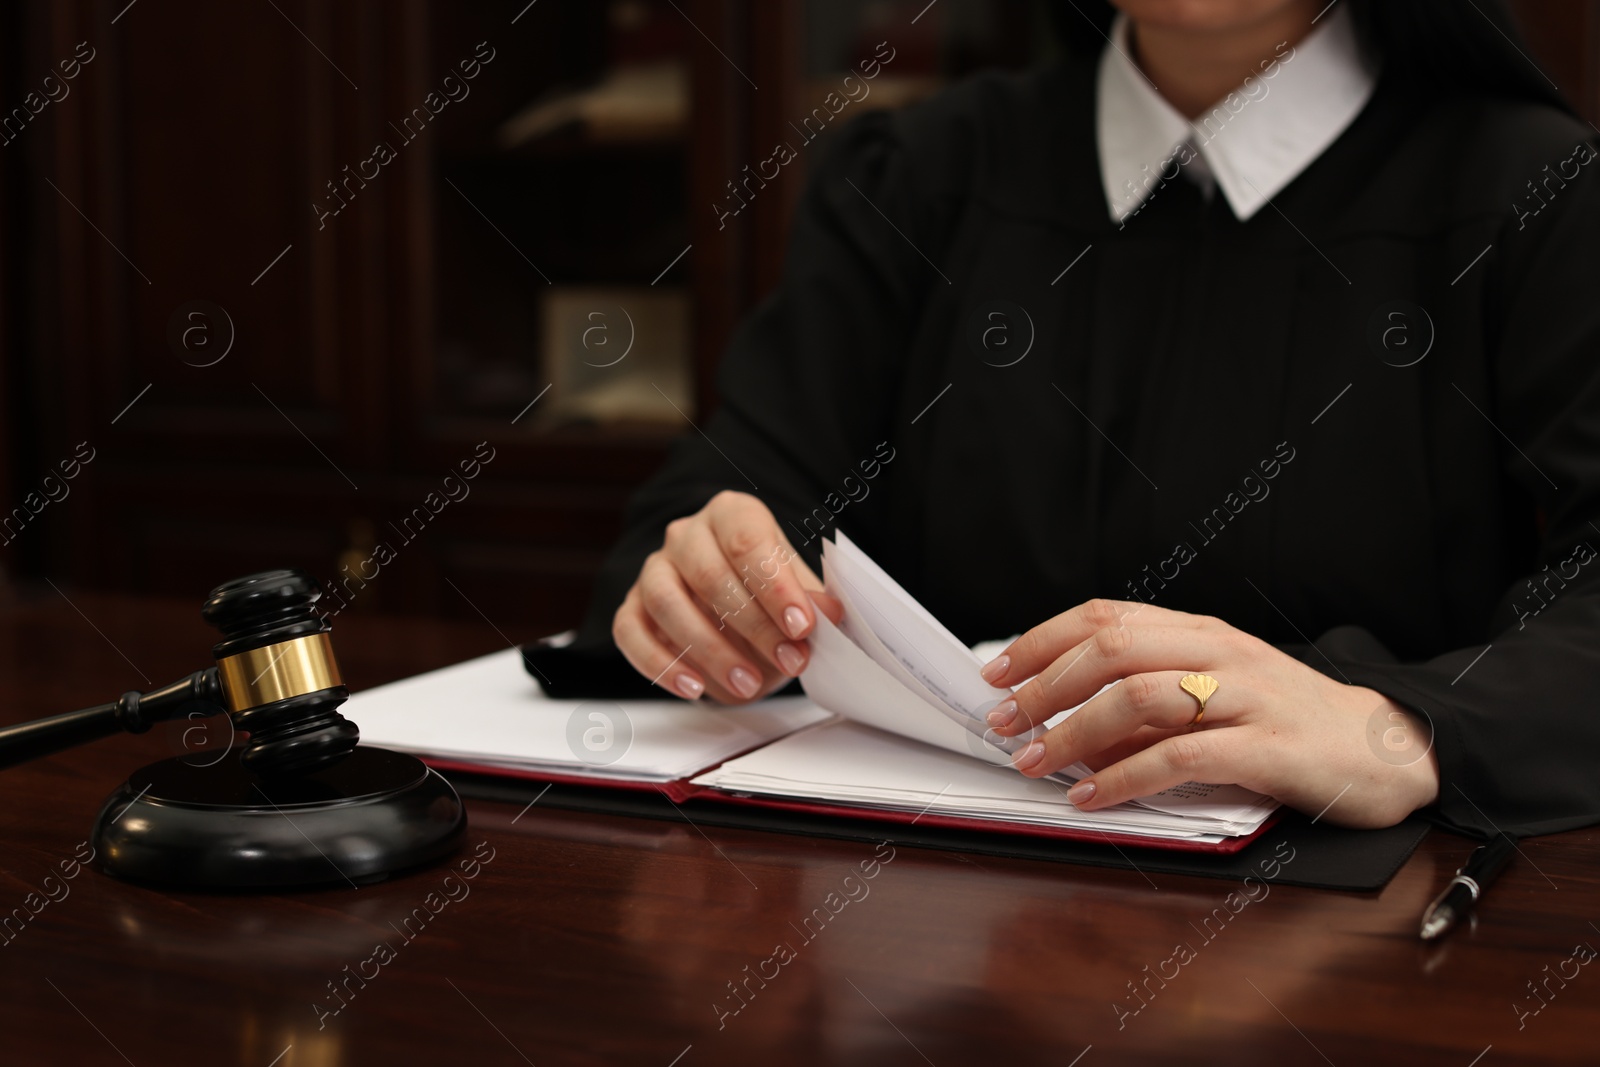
1511,0,1600,125
3,0,1593,630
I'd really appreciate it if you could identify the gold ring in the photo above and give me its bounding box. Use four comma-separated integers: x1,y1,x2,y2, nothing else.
1179,673,1219,727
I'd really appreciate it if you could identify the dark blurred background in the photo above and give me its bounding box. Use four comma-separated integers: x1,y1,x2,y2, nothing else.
0,0,1593,636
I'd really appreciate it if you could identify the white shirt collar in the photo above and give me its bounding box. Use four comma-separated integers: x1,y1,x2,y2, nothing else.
1096,4,1379,224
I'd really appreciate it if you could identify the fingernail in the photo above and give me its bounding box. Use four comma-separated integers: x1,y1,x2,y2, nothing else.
728,666,762,699
674,674,704,700
1011,740,1045,772
986,699,1018,730
775,642,805,676
1067,780,1096,805
980,654,1010,684
783,605,808,639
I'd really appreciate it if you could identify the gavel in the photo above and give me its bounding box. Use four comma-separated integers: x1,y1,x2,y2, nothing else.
0,569,359,774
0,569,465,889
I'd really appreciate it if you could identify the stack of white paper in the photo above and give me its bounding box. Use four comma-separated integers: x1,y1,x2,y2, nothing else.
690,720,1276,842
691,532,1279,841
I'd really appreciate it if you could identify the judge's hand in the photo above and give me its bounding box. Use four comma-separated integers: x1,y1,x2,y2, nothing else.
979,600,1441,829
613,491,842,704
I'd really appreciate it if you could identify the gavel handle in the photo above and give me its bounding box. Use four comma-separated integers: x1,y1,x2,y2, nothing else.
0,668,226,772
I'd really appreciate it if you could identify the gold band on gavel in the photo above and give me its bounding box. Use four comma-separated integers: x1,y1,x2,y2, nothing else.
215,632,343,712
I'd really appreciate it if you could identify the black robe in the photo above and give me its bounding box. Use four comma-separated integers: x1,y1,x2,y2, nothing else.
569,53,1600,839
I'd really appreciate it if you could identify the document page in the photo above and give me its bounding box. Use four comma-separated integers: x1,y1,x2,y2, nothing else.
350,648,832,782
823,531,1004,720
813,533,1092,780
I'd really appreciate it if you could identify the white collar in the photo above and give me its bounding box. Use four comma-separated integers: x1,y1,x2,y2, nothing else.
1096,4,1379,223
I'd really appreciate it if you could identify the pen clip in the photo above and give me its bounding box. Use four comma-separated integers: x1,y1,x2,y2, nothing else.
1455,841,1489,878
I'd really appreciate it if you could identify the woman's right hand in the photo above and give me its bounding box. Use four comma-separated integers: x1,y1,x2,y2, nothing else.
612,491,841,704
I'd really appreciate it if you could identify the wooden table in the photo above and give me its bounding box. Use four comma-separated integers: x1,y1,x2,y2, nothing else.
0,588,1596,1066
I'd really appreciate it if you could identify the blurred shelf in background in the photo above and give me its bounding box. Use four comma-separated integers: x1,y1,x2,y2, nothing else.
2,0,1589,634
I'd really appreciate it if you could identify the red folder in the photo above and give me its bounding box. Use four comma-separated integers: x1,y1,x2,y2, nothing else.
419,753,1278,855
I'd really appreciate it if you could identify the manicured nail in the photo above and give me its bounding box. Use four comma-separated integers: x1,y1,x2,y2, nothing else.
1011,740,1045,772
980,654,1010,684
783,605,808,639
1067,780,1096,805
674,674,704,700
775,642,805,676
728,666,762,699
986,699,1018,730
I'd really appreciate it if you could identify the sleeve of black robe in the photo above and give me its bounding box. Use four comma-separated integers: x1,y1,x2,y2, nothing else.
565,106,964,662
1279,123,1600,840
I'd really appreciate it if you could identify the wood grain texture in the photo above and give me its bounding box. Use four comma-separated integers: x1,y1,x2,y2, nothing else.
0,590,1596,1065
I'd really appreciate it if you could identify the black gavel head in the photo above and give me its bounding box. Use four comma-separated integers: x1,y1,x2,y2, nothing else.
200,570,359,776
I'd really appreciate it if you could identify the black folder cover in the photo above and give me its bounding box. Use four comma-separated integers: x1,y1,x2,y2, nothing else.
521,641,804,700
444,770,1431,892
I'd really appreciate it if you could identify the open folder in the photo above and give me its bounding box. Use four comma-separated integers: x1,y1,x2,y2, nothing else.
351,533,1278,853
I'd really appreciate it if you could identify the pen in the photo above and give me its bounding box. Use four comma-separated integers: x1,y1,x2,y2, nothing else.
1419,832,1518,941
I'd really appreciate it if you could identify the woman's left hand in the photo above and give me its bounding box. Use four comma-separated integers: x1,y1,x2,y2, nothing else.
979,599,1441,829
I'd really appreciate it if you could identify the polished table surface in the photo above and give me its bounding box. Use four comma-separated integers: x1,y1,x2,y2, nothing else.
0,587,1597,1066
